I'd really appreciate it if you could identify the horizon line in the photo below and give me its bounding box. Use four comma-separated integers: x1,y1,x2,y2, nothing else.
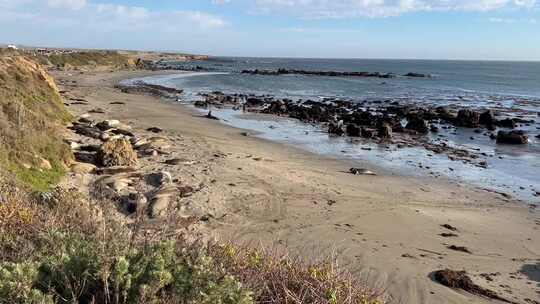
3,42,540,63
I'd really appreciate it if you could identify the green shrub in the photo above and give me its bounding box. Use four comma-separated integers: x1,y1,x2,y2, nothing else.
0,232,253,304
0,262,54,304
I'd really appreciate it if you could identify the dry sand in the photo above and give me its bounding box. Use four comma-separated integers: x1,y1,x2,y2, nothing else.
55,69,539,304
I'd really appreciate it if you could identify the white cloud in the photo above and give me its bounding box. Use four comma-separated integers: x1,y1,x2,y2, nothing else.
0,0,229,52
247,0,538,18
47,0,86,10
489,17,538,23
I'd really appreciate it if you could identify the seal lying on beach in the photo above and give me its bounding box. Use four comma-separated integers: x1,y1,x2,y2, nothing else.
349,168,377,176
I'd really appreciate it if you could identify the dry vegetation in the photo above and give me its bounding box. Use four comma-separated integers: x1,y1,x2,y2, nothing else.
35,51,136,70
0,53,72,191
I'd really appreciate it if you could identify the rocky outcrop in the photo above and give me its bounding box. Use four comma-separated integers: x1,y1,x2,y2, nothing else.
496,130,528,145
97,138,138,167
116,82,183,98
479,110,495,126
456,109,480,128
404,72,430,78
242,68,396,79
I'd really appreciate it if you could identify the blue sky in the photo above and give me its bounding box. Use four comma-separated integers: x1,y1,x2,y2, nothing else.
1,0,539,60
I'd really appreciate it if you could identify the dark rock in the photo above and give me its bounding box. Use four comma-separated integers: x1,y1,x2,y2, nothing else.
242,68,398,79
432,270,512,303
405,117,429,134
496,118,517,129
378,123,393,139
496,130,528,145
441,224,458,231
146,127,163,133
479,110,495,126
404,72,429,78
361,128,376,138
447,245,472,254
456,109,480,128
346,124,361,137
435,106,456,122
430,125,439,133
440,233,458,237
194,100,208,108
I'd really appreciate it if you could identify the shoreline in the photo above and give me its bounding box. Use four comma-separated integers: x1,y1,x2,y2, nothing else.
123,71,539,204
56,69,539,304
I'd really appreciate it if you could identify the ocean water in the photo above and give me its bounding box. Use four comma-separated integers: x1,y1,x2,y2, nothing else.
128,57,540,203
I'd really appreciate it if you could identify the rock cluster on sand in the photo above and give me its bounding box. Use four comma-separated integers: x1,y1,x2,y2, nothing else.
68,114,192,219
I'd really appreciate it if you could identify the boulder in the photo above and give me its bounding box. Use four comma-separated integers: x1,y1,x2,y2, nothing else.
405,117,429,134
378,123,393,139
479,110,495,126
456,109,480,128
435,106,456,122
346,124,361,137
496,130,528,145
97,138,138,167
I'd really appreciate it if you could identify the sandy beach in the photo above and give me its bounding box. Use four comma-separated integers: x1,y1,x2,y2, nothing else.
55,69,539,304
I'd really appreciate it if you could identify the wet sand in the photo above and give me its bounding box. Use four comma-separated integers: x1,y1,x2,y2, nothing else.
55,69,539,304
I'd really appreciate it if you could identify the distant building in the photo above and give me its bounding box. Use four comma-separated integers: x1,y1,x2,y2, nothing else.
7,45,18,50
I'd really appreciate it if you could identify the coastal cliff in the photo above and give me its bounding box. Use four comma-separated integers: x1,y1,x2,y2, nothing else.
0,52,72,191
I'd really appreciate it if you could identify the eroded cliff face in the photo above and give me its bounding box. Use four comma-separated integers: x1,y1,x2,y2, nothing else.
0,54,72,191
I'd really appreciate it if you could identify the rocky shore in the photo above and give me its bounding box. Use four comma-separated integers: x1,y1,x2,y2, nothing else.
53,69,539,304
191,90,537,174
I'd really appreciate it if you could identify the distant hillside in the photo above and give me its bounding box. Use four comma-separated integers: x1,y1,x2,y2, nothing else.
0,52,72,191
34,50,137,71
